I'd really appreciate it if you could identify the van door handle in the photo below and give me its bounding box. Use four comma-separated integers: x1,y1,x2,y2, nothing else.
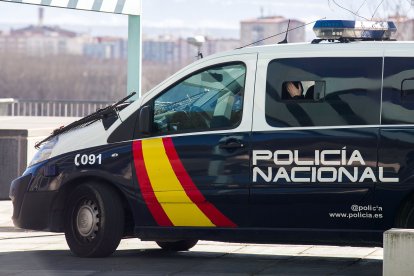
219,140,245,150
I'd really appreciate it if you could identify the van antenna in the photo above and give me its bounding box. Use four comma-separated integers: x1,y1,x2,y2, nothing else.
371,0,385,20
278,20,291,44
235,17,326,50
330,0,369,20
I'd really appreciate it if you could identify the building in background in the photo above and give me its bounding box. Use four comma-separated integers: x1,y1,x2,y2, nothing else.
7,25,90,56
389,15,414,41
143,35,177,64
240,16,305,46
84,37,128,59
204,38,240,56
182,37,240,65
0,9,309,63
0,7,91,56
142,36,240,67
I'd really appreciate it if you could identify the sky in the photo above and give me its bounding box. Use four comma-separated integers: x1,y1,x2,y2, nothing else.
0,0,412,40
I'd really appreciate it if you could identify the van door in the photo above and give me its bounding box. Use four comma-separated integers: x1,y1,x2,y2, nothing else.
250,55,383,235
132,55,257,229
378,53,414,230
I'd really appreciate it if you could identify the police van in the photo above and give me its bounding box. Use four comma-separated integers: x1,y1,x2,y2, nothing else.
9,20,414,257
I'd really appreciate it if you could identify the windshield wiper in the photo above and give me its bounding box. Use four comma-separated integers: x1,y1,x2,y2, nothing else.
35,92,137,149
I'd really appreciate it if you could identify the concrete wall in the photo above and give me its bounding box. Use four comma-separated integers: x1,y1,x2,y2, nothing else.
384,228,414,276
0,129,44,199
0,116,77,199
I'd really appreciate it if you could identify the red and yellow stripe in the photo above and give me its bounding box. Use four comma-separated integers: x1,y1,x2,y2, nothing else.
133,137,236,228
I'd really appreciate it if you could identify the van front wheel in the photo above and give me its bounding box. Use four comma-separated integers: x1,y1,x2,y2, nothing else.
64,182,124,258
156,240,198,251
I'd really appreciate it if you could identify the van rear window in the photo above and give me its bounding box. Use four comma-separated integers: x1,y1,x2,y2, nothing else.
382,57,414,124
265,57,382,128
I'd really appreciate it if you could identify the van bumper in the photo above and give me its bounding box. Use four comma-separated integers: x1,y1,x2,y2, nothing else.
10,174,59,231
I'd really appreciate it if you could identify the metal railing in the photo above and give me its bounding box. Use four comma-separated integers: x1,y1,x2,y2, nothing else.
1,99,113,117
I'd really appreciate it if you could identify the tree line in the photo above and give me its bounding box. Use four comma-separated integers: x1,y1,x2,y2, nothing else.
0,52,182,101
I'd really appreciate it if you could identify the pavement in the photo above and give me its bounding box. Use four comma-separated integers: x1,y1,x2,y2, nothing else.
0,200,383,275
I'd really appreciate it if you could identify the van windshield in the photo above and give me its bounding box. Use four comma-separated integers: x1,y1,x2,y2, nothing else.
153,63,246,134
155,65,245,114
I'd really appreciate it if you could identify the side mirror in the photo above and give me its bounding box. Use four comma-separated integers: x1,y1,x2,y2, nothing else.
138,106,151,135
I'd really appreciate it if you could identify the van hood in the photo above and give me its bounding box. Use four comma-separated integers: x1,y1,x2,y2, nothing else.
49,120,109,158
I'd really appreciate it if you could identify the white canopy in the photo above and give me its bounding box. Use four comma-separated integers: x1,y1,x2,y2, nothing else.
0,0,141,16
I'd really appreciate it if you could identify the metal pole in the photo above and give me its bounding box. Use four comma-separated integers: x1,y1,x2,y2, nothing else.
127,14,142,98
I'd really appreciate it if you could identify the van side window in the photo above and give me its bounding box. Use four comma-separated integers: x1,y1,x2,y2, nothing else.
382,57,414,124
152,63,246,135
266,58,382,127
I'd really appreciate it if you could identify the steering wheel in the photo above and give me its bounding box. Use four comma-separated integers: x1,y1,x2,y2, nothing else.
189,106,210,128
167,110,191,131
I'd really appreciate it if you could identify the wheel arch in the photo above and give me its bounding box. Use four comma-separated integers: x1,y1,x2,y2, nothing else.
394,188,414,227
49,175,135,236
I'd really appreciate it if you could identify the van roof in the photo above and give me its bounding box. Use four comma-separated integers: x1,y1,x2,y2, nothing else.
204,40,414,61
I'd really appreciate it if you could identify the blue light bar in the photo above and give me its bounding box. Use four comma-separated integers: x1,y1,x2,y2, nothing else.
313,20,397,40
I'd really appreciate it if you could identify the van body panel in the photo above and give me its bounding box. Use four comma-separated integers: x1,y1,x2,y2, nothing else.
377,53,414,229
10,41,414,248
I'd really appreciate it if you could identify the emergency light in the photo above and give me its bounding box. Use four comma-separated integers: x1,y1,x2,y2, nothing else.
313,20,397,41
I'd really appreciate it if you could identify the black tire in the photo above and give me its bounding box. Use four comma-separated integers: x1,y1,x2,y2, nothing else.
156,240,198,251
64,182,124,258
396,199,414,228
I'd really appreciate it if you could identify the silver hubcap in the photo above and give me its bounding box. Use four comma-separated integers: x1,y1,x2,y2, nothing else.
76,200,100,241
